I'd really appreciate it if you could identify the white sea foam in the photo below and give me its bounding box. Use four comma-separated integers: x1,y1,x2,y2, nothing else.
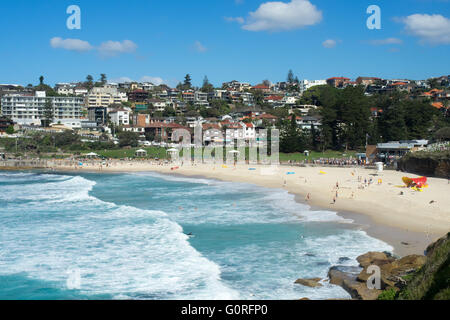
0,172,393,300
0,173,239,299
132,171,216,186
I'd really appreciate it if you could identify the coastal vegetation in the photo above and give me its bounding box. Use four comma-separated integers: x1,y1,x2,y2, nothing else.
378,233,450,300
290,85,449,153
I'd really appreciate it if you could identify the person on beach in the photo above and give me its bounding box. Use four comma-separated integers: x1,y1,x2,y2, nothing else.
333,196,336,204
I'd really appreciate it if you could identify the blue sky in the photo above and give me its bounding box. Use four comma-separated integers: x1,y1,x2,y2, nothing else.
0,0,449,87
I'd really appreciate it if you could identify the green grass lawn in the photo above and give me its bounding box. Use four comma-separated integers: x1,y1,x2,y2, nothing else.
23,145,358,161
79,147,169,159
70,147,357,162
278,150,357,162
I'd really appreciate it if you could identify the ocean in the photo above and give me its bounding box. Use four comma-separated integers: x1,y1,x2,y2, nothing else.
0,171,392,300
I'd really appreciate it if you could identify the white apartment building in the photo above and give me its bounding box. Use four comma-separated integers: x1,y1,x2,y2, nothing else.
282,96,298,105
109,108,130,126
55,83,88,96
290,104,318,115
225,122,256,142
87,86,128,109
1,91,84,125
148,98,167,112
55,83,74,95
299,80,327,92
194,91,209,107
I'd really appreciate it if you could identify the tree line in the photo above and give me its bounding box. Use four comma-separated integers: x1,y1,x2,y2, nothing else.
278,85,449,153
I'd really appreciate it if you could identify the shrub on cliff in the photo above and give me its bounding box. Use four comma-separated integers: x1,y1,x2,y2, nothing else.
397,233,450,300
435,127,450,141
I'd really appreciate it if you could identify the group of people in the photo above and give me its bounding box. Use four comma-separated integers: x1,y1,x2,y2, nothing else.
310,158,366,166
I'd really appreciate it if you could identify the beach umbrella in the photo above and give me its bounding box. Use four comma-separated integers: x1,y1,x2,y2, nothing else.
228,150,240,154
167,148,179,153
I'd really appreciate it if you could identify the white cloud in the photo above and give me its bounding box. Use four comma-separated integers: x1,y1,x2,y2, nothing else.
110,76,166,86
50,37,93,52
140,76,165,85
193,41,207,53
322,39,337,48
367,38,403,45
242,0,322,32
225,16,245,24
98,40,138,57
50,38,138,57
399,14,450,45
109,77,133,83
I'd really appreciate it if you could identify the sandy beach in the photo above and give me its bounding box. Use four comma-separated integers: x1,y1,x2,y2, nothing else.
46,160,450,256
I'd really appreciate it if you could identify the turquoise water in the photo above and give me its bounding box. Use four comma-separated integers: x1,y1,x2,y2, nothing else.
0,171,392,300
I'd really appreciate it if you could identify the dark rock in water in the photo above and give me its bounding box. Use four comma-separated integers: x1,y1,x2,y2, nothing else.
304,253,316,257
295,278,323,288
316,261,329,266
338,257,351,264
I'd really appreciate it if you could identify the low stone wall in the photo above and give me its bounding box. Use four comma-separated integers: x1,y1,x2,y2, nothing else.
0,160,48,168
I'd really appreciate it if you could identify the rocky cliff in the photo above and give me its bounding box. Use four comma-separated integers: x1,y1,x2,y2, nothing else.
398,151,450,178
297,233,449,300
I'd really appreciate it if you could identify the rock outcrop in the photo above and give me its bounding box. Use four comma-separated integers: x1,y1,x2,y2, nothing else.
328,266,382,300
294,278,323,288
326,253,427,300
297,234,449,300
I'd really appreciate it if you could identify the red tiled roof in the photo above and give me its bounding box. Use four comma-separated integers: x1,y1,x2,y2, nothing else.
432,102,444,109
327,77,350,81
256,114,278,120
252,84,269,89
202,123,221,130
144,122,187,129
265,95,283,101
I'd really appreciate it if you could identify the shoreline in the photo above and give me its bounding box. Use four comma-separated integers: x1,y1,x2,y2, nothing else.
3,162,449,256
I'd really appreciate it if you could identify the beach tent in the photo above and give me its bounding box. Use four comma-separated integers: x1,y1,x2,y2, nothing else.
85,152,99,159
135,149,147,157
